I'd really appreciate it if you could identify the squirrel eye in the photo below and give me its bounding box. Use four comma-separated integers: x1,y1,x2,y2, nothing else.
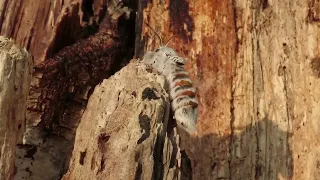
155,48,160,52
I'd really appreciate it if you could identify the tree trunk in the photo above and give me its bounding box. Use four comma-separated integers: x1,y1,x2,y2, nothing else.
0,0,82,64
137,0,319,179
0,37,32,179
1,0,320,179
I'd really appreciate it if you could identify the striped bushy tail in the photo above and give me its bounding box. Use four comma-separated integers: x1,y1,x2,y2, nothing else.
166,55,198,133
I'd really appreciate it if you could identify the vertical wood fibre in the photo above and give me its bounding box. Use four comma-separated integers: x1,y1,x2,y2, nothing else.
0,37,32,179
138,0,236,178
0,0,85,64
138,0,320,179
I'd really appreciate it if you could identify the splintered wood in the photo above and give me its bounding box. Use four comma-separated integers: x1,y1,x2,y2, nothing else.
62,61,183,180
0,36,32,179
27,1,133,140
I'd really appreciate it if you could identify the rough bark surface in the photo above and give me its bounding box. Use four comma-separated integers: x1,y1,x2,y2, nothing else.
13,1,135,179
137,1,236,179
0,0,318,179
15,127,73,180
0,37,32,179
62,61,183,180
26,0,133,140
28,14,122,138
0,0,81,64
137,0,320,179
2,0,136,179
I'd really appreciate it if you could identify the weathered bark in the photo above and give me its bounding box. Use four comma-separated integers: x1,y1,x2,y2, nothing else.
15,127,73,180
0,37,32,179
137,0,320,179
0,0,82,64
26,0,133,140
2,0,136,179
28,14,123,138
0,0,319,179
137,1,236,179
13,1,135,179
61,61,181,179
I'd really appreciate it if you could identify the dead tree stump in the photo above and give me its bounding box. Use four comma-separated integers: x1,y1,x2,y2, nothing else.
0,37,32,179
1,0,320,179
62,61,183,180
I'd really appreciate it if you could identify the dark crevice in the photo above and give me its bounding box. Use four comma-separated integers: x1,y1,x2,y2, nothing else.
45,4,83,59
117,10,136,67
180,150,192,180
90,154,95,170
134,162,143,180
137,113,151,144
97,4,107,24
166,110,176,135
168,134,178,168
261,0,269,9
79,150,87,165
99,156,106,172
0,0,9,33
10,0,23,38
81,0,94,22
152,134,165,180
232,0,240,54
141,87,159,100
228,0,238,178
26,28,33,50
255,164,262,178
24,145,37,160
98,133,110,145
135,0,150,58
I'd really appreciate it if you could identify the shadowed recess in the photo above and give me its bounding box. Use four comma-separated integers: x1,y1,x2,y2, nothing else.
168,0,194,42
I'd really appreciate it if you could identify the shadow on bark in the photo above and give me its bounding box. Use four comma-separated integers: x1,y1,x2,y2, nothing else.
180,118,293,179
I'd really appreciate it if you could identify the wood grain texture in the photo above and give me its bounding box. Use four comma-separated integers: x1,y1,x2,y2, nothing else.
137,0,235,178
0,0,82,64
0,0,318,179
27,15,122,135
0,37,32,179
25,0,134,140
138,0,320,179
61,61,183,180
